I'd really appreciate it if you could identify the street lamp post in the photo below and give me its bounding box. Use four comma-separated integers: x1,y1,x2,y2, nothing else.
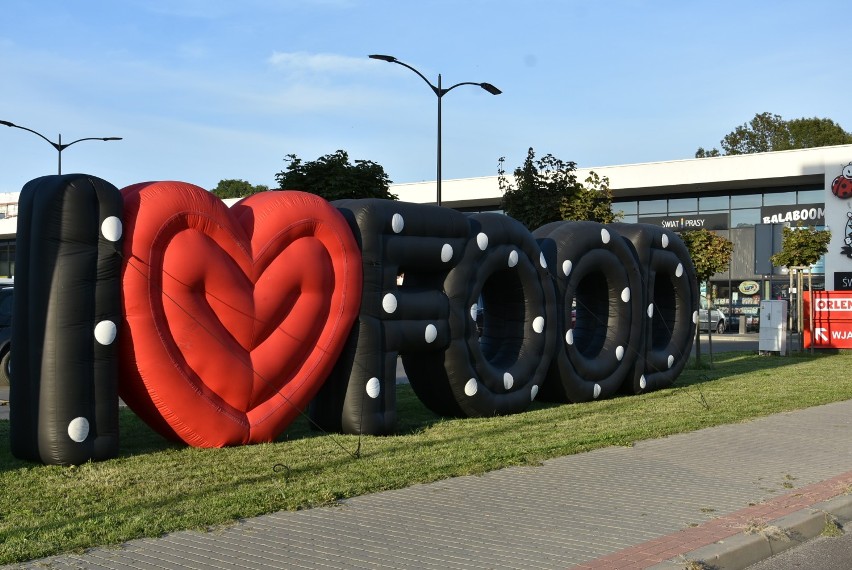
369,54,501,207
0,120,122,175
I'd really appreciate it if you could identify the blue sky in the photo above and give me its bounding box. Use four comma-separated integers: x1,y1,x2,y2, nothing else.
1,0,850,194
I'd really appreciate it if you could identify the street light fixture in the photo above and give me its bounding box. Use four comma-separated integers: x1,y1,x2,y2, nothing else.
369,54,501,206
0,120,122,175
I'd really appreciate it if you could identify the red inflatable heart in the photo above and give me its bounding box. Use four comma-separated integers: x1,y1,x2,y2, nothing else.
118,182,362,447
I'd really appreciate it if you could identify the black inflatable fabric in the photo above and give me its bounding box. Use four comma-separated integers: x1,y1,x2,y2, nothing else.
534,221,644,402
403,213,557,418
611,223,698,393
10,174,123,465
310,199,470,434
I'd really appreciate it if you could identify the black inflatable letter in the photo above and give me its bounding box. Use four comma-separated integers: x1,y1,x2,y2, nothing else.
10,174,123,465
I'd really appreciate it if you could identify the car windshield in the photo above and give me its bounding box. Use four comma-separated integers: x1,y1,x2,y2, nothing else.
0,287,12,327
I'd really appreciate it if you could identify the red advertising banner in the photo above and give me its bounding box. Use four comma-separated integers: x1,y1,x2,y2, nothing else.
804,291,852,349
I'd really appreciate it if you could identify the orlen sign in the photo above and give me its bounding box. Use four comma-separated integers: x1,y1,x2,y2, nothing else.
804,291,852,348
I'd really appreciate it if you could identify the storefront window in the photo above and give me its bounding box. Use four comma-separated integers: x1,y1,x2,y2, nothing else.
730,208,760,228
614,201,637,215
700,195,729,211
797,189,824,203
731,193,761,209
762,191,797,206
638,199,667,214
669,197,697,213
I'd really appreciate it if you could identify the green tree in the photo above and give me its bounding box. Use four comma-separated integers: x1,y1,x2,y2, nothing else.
784,117,852,150
770,224,831,350
694,146,720,158
769,224,832,268
680,229,733,366
697,112,852,157
499,148,577,229
211,179,269,199
499,148,618,229
560,171,621,223
275,150,396,201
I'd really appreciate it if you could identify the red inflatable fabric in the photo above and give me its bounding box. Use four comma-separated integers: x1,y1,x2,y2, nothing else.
118,182,362,446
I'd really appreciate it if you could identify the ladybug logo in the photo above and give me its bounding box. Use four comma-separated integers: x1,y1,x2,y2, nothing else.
832,162,852,199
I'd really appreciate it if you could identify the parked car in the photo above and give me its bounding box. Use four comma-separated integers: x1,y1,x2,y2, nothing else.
0,281,12,385
698,296,726,334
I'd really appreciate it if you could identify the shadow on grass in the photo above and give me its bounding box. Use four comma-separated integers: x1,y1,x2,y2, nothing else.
0,349,823,475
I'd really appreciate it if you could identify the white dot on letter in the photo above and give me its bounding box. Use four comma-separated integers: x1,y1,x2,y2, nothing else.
647,304,654,318
530,385,539,401
593,384,602,399
662,234,669,248
532,316,545,333
425,324,438,343
94,320,117,345
441,243,453,262
639,375,647,389
667,354,675,368
503,372,514,390
692,311,699,324
508,250,519,267
621,287,631,303
68,417,89,442
477,232,489,250
366,377,381,399
470,303,479,320
101,216,123,242
464,378,478,396
601,228,611,244
539,252,547,268
675,263,683,278
391,213,404,233
382,293,398,314
615,345,625,361
565,329,574,345
562,260,573,277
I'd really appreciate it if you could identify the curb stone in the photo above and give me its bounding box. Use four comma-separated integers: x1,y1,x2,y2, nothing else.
650,494,852,570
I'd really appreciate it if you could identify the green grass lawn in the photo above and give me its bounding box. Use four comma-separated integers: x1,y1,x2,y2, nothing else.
2,350,851,564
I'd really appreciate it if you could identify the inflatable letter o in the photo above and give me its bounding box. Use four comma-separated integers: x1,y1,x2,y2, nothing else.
534,221,643,402
404,213,557,417
611,223,698,393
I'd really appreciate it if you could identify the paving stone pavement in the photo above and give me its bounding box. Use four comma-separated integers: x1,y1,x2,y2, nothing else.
5,392,852,569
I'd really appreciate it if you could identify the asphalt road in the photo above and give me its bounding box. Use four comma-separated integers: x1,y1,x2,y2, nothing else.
746,523,852,569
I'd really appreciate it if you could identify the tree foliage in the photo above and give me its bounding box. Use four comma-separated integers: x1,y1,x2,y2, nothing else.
211,179,269,199
560,171,620,223
680,229,734,365
770,224,831,268
499,147,619,229
696,112,852,157
680,229,734,283
274,150,396,201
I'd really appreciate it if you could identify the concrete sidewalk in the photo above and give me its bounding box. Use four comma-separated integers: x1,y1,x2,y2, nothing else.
4,390,852,569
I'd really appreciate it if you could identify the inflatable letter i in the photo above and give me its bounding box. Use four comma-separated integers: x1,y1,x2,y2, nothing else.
10,174,123,465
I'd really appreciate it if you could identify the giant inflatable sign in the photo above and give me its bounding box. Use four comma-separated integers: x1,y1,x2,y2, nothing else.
9,175,698,465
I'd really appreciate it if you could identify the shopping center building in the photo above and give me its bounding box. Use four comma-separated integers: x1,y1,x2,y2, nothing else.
391,144,852,332
1,145,851,332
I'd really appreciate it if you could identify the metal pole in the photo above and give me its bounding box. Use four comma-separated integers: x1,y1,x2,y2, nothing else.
437,74,442,207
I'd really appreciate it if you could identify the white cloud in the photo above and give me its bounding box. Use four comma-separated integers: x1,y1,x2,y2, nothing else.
267,52,378,76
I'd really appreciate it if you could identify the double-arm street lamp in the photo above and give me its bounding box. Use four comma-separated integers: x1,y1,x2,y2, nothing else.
0,120,122,175
369,54,501,206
